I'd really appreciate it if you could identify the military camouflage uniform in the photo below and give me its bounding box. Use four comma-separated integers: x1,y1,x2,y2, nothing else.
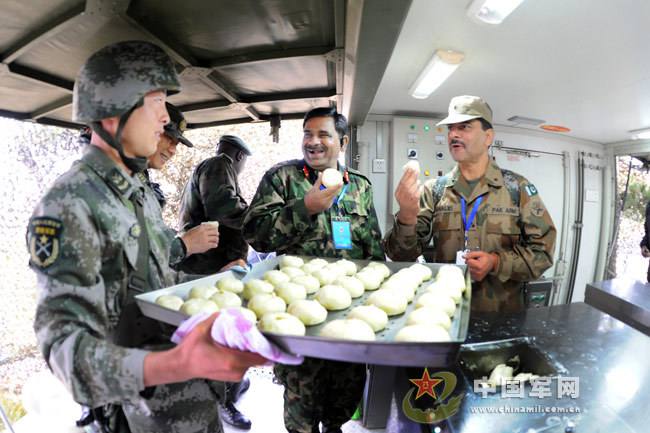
178,154,248,274
384,161,556,313
137,170,187,268
243,160,384,433
28,145,222,433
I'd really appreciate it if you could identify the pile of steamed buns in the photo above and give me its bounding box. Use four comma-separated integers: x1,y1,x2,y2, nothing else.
155,256,466,342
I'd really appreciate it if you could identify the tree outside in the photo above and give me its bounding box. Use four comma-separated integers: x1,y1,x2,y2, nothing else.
609,156,650,281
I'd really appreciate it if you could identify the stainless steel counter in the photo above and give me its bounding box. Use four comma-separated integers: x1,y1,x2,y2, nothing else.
384,302,650,433
585,278,650,335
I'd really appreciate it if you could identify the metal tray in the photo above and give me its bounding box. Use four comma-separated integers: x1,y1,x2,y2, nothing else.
458,337,568,389
136,256,471,367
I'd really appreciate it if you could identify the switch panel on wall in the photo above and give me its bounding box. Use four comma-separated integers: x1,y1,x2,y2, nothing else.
372,158,387,173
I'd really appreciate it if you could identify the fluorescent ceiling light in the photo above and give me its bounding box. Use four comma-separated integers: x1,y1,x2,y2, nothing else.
508,115,545,126
467,0,525,25
409,50,464,99
629,127,650,140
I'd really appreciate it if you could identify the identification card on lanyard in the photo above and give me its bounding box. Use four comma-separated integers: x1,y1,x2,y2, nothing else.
332,216,353,250
456,196,483,264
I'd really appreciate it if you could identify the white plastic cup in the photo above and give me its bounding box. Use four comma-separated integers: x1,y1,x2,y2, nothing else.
201,221,220,229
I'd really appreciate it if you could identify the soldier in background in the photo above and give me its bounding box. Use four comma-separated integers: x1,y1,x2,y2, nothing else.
384,95,556,314
178,135,252,274
141,102,219,269
243,107,384,433
142,102,194,208
177,134,253,430
27,40,266,433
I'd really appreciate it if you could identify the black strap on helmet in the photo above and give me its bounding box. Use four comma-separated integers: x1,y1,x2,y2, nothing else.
89,98,149,173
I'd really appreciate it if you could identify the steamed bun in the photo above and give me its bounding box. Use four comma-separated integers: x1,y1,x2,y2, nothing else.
347,305,388,332
263,270,291,287
320,319,375,341
281,266,306,279
275,281,307,304
243,279,274,300
209,290,242,308
394,324,450,342
321,168,343,188
155,294,183,311
426,281,463,304
216,276,244,294
308,258,329,269
409,263,433,282
366,262,391,279
336,259,358,276
180,298,219,316
415,293,456,317
312,268,337,286
355,270,383,291
403,159,420,174
259,312,306,336
315,285,352,310
436,265,466,292
188,285,218,300
248,293,287,319
291,274,321,294
279,255,304,269
406,307,452,330
336,276,365,298
288,299,328,326
366,289,408,316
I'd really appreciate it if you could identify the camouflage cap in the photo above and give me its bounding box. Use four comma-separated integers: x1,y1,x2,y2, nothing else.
164,102,193,147
436,95,493,126
73,40,181,123
219,135,252,155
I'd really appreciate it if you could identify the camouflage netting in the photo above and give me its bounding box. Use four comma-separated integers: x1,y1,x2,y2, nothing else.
0,116,303,425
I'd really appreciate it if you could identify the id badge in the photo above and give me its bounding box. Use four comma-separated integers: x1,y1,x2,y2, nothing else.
456,250,467,265
332,217,353,250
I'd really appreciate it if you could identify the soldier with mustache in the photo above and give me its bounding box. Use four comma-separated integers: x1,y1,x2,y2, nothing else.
385,95,556,314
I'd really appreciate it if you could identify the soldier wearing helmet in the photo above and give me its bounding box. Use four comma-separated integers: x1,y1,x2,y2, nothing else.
27,41,266,433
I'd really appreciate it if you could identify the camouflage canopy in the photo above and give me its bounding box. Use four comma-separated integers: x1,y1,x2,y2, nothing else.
73,40,180,122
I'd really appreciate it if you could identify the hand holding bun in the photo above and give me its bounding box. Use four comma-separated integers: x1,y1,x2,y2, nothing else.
321,168,343,188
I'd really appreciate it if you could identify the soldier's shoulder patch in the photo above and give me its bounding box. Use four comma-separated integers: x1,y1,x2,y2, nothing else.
530,200,545,217
28,217,63,268
108,168,131,194
524,184,538,196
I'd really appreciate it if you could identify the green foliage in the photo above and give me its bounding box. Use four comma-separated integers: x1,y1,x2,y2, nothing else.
623,179,650,220
0,390,26,431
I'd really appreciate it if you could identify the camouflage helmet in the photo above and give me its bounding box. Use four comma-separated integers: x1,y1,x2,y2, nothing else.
73,40,180,123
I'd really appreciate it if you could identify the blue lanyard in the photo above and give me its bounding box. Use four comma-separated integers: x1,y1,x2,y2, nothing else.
461,196,483,249
333,184,348,205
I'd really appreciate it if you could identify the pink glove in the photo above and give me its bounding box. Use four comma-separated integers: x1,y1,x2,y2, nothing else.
171,309,304,365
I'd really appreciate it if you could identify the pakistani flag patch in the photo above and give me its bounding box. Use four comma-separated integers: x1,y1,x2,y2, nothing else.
28,217,63,268
525,184,538,196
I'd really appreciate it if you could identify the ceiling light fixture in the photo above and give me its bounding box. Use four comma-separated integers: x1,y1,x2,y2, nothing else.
409,50,464,99
629,127,650,140
508,115,545,126
467,0,526,25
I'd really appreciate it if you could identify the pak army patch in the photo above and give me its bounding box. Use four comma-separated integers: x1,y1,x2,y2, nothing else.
28,217,63,268
525,184,539,196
